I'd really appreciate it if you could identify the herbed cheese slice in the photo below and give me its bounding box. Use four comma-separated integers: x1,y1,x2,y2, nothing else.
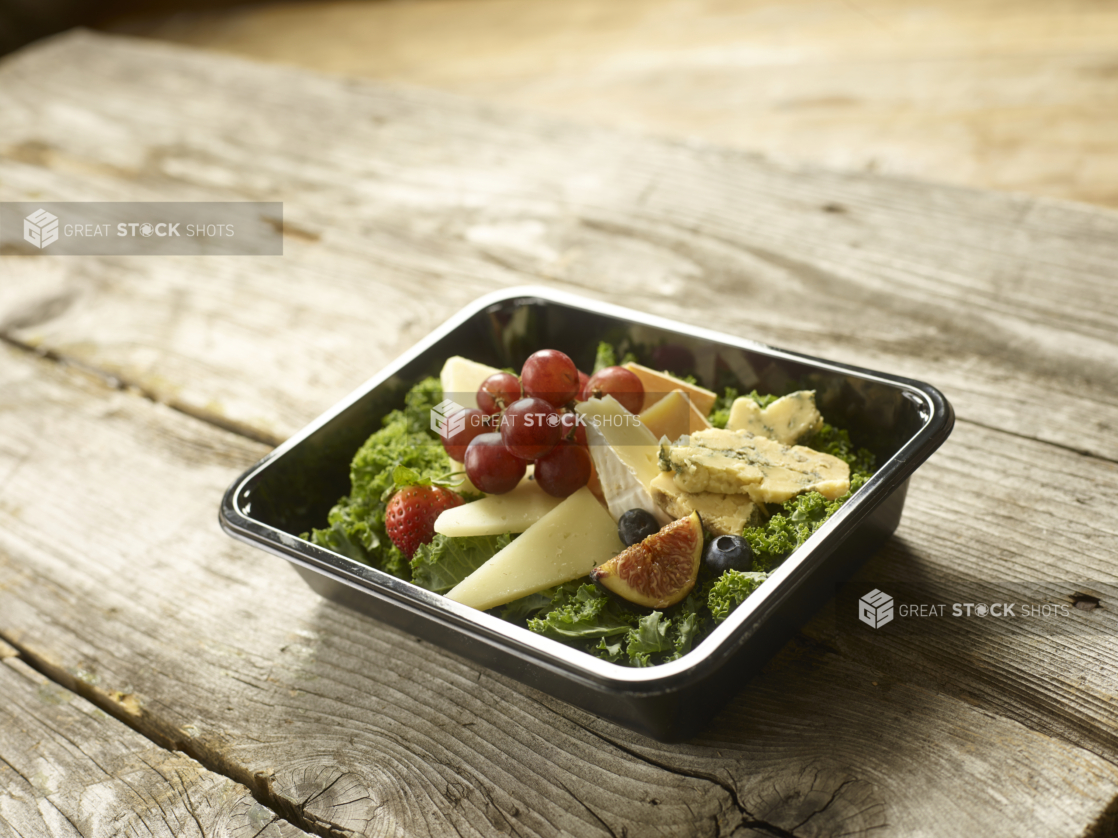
639,389,712,443
727,391,823,445
435,474,561,537
439,356,501,410
649,472,754,536
664,428,849,503
444,487,622,612
623,363,717,416
575,396,670,524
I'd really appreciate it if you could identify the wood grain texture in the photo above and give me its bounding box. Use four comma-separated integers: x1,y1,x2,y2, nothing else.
3,30,1118,838
1,32,1117,462
0,650,307,838
109,0,1118,209
1,327,1118,835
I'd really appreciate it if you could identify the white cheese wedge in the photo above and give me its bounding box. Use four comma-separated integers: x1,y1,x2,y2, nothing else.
445,487,622,611
649,471,754,536
623,362,717,416
434,474,561,537
663,428,849,503
575,396,670,525
639,389,712,443
439,356,501,410
727,391,823,445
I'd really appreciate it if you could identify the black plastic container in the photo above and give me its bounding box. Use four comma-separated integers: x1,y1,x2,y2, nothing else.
220,287,953,741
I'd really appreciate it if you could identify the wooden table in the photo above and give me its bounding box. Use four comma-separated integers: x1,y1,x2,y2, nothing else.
115,0,1118,210
3,30,1118,837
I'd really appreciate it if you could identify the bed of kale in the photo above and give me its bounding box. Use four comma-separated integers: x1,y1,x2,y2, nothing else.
307,344,875,668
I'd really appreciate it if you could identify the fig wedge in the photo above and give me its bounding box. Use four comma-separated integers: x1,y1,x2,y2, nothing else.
590,512,703,609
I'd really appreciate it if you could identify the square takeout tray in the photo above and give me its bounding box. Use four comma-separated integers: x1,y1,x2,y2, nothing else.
219,286,953,741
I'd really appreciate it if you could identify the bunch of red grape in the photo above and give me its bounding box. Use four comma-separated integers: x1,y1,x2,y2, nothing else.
440,349,644,498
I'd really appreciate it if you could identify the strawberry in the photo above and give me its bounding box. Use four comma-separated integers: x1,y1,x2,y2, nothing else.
385,485,464,559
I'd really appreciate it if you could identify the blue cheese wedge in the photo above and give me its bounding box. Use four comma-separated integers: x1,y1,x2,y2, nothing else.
726,390,823,445
662,428,849,503
649,472,755,536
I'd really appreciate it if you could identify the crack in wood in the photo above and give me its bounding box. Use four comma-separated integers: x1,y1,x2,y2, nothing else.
0,629,331,838
0,333,284,448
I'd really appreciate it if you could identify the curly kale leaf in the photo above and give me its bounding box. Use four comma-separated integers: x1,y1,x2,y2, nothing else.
499,588,560,625
307,376,453,581
708,387,740,429
592,342,618,373
803,423,876,476
411,532,513,594
528,584,638,641
706,570,769,623
743,473,869,571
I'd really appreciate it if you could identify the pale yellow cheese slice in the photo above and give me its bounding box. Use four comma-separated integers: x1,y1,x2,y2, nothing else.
434,474,560,537
649,472,755,536
727,391,823,445
623,362,717,416
445,487,623,611
439,356,501,410
639,389,712,443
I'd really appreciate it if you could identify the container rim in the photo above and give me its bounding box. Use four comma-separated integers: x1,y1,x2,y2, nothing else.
220,285,953,693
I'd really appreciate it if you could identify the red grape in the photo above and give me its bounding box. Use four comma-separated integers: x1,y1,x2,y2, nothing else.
464,433,526,494
476,372,521,416
576,370,590,401
440,408,491,462
534,440,592,497
559,411,588,447
500,397,561,460
583,366,645,415
521,349,579,407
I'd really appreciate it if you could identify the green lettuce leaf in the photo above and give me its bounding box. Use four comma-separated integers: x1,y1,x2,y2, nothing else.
411,532,513,594
626,612,673,667
528,584,637,640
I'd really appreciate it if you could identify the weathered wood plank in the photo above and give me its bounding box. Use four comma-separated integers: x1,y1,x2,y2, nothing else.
0,643,308,838
1,32,1117,459
114,0,1118,209
2,334,1118,835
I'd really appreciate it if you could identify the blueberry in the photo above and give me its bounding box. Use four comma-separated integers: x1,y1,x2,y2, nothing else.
703,534,753,573
618,508,660,546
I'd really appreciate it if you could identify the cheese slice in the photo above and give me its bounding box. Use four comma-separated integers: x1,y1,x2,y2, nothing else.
624,362,717,416
639,389,712,443
663,428,849,503
649,471,754,536
727,391,822,445
434,474,560,537
575,396,670,524
439,356,501,410
445,487,622,611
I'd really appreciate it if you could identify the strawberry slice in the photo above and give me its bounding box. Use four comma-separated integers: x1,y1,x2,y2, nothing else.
385,485,464,559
